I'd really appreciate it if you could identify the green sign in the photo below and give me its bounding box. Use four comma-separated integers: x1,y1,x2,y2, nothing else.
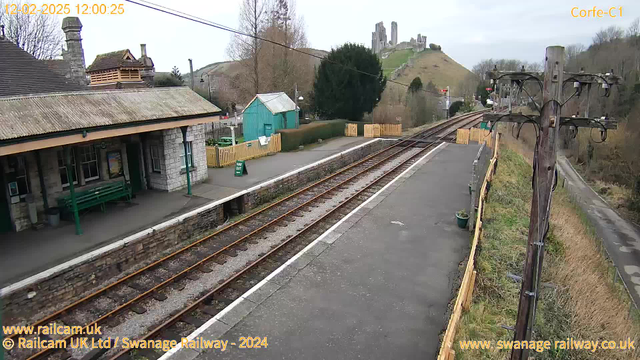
234,160,248,177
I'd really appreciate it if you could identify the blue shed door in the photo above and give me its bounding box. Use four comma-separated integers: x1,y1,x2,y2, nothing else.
264,124,273,137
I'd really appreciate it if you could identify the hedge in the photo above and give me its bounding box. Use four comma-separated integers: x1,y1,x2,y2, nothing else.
278,120,348,151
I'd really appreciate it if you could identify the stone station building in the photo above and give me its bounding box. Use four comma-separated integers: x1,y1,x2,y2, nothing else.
0,87,221,233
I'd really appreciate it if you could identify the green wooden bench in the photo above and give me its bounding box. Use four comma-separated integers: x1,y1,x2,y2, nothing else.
57,180,132,215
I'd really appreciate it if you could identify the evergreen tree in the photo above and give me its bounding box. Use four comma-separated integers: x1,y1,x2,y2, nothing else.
313,43,386,120
408,77,423,93
170,66,183,83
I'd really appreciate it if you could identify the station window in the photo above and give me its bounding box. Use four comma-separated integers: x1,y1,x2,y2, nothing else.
180,142,193,169
7,155,31,199
150,145,162,173
79,145,100,181
57,150,78,188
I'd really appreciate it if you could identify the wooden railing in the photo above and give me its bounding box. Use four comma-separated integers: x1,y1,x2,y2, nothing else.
438,133,500,360
457,128,494,148
206,133,281,167
345,123,358,137
364,124,402,138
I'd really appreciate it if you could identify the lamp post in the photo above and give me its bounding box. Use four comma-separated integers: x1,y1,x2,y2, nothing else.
294,83,303,128
199,72,211,103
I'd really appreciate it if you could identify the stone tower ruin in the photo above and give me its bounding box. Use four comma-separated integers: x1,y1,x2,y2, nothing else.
391,21,398,46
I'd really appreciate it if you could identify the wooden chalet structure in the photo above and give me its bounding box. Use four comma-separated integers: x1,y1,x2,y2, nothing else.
86,48,154,89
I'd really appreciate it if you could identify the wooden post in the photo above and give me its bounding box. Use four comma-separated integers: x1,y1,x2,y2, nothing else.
463,270,477,311
510,46,564,360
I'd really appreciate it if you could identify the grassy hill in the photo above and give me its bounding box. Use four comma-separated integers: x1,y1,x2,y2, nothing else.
381,49,414,76
382,49,473,97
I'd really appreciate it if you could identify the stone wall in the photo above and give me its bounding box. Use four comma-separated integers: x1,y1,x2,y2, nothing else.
1,139,392,319
163,125,208,192
2,137,134,232
244,140,390,209
2,203,224,319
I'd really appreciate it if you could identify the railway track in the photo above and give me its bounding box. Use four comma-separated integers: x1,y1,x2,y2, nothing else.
4,111,485,360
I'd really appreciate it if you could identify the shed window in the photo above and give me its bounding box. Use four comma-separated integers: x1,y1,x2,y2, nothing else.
180,142,193,170
150,145,162,173
57,150,78,188
79,145,100,181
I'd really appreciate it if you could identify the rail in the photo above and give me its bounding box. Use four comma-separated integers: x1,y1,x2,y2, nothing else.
5,111,486,360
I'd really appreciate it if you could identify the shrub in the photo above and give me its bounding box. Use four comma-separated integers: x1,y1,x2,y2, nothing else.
429,43,442,51
278,121,347,151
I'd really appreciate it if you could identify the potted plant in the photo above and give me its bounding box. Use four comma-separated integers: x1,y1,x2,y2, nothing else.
456,209,469,228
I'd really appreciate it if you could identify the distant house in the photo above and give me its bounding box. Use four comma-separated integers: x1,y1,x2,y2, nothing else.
86,47,155,89
243,92,298,141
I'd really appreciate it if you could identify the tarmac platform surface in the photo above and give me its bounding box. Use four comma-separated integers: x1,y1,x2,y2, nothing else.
166,143,481,360
0,137,372,287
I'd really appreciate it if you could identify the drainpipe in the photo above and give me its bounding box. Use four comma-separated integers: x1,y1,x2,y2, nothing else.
180,126,192,195
64,147,82,235
35,150,49,210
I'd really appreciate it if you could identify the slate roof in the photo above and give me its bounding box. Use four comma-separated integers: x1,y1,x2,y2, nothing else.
0,87,222,142
245,92,297,115
0,38,86,97
86,50,144,72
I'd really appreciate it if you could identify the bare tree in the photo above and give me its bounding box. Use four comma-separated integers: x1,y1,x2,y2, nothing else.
0,0,63,59
472,59,494,80
227,0,267,97
259,0,309,96
627,18,640,38
593,26,625,46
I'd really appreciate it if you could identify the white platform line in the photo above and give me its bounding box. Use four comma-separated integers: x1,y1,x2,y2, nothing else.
157,141,447,360
1,138,391,297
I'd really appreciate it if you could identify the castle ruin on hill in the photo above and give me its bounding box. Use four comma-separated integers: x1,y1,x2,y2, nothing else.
371,21,427,56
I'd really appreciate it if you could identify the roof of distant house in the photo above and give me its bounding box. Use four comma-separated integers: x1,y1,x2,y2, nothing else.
86,49,144,72
245,92,297,115
0,38,86,97
0,87,221,142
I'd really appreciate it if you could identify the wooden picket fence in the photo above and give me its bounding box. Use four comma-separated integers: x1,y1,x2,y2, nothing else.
206,133,281,167
437,133,500,360
345,123,358,137
364,124,402,138
380,124,402,136
457,128,494,148
364,124,381,138
456,129,470,144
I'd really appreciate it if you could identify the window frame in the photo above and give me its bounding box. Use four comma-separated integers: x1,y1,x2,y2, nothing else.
179,142,193,170
150,145,162,173
79,145,100,182
57,149,78,188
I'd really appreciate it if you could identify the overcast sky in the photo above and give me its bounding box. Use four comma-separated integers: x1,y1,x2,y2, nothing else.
39,0,638,72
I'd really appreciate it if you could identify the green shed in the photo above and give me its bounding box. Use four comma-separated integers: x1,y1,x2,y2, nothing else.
243,92,298,141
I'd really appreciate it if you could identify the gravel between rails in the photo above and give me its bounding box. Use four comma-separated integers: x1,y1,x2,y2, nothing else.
64,147,422,359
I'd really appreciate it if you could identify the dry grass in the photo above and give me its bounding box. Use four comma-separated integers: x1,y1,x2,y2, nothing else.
549,189,640,359
453,139,640,359
394,50,473,96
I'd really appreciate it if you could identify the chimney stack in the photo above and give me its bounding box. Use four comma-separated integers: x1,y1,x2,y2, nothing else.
139,44,155,87
61,17,88,86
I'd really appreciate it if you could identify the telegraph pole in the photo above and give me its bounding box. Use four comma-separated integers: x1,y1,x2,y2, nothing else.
510,46,564,360
484,46,619,360
188,58,195,90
